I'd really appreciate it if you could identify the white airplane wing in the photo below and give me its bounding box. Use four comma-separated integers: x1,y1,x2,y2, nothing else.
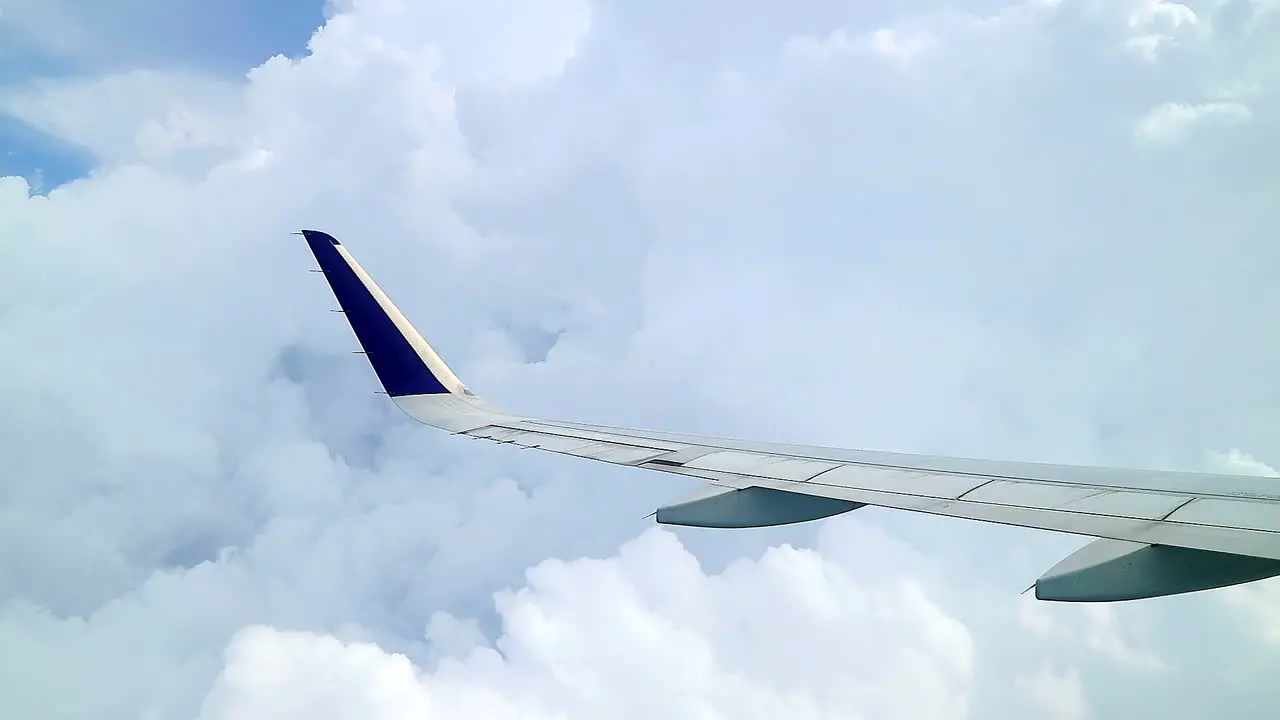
300,229,1280,602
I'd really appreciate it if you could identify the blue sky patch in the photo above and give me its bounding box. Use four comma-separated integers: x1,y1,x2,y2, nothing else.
1,0,326,190
0,115,93,192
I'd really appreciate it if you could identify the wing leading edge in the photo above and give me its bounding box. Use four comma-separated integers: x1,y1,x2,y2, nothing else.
299,230,1280,602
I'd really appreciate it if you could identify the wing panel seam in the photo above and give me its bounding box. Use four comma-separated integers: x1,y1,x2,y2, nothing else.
955,478,999,501
798,477,1280,536
509,419,1280,503
642,462,1280,538
1158,496,1199,521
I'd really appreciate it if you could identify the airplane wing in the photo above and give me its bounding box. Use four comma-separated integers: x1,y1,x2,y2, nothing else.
300,229,1280,602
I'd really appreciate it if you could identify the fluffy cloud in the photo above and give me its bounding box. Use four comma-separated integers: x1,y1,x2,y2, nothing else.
4,0,1280,718
1019,664,1091,720
1135,101,1252,147
197,528,973,720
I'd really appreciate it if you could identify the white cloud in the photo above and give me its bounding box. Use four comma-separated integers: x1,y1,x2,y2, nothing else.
1081,605,1164,673
785,27,937,67
0,70,241,170
3,0,1280,718
1211,448,1279,477
198,529,973,720
1134,100,1252,146
1014,594,1163,674
1019,665,1091,720
1126,0,1198,30
1125,33,1171,62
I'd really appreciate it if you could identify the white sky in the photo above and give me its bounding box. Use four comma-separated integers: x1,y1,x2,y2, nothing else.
4,0,1280,718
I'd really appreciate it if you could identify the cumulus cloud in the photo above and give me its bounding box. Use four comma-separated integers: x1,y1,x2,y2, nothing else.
1134,101,1252,147
198,528,973,720
1021,665,1092,720
0,70,241,168
4,0,1280,718
1211,449,1279,478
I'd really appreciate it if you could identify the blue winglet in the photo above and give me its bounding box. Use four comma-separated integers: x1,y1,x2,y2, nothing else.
301,230,453,397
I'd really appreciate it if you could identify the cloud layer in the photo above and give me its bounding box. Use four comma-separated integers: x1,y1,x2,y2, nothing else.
4,0,1280,717
198,527,973,720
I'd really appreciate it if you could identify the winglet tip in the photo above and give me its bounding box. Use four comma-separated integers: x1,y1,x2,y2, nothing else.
300,229,341,245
